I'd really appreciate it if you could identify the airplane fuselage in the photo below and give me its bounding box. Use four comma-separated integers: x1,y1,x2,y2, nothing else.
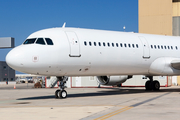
6,27,180,76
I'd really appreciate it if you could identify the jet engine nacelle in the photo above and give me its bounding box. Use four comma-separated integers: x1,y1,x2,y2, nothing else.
97,75,132,85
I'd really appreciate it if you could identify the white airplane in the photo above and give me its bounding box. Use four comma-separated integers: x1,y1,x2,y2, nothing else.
6,24,180,99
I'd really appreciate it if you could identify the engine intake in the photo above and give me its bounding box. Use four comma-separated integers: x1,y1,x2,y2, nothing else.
97,75,132,85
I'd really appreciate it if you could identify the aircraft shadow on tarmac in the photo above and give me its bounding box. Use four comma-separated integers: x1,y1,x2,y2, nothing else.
17,87,180,100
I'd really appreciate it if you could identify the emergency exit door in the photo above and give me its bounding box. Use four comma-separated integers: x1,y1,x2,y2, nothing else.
139,36,150,59
66,32,81,57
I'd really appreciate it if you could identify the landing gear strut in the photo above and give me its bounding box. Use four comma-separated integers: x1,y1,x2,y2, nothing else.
55,76,68,99
145,76,160,90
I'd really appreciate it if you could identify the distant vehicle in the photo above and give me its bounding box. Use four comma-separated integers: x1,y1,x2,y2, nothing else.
6,25,180,98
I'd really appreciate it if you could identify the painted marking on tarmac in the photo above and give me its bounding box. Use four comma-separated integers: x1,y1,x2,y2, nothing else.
94,92,170,120
94,106,133,120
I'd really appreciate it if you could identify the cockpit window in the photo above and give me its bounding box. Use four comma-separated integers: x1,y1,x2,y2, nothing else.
23,38,36,44
45,38,54,45
36,38,46,45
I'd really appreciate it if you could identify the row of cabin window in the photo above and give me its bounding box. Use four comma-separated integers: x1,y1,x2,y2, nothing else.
84,41,139,48
150,45,178,50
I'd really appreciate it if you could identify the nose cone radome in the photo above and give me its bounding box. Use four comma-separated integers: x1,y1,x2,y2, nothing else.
6,46,25,71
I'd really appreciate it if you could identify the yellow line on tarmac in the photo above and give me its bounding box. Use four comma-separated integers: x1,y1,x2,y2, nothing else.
94,106,133,120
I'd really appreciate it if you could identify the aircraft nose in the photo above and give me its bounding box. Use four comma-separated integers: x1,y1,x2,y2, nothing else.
6,46,25,70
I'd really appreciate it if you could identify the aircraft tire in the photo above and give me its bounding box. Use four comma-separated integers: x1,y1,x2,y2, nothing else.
152,80,160,90
55,90,60,98
59,90,67,99
145,80,151,90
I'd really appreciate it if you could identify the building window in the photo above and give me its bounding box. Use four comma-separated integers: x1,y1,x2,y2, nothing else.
3,66,6,70
173,0,180,2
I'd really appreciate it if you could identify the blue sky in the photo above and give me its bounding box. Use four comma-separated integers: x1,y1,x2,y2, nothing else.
0,0,138,72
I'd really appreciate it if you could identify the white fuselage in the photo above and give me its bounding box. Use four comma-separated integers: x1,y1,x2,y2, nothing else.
6,27,180,76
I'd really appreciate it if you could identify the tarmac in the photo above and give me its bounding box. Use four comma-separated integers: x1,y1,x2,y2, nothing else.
0,83,180,120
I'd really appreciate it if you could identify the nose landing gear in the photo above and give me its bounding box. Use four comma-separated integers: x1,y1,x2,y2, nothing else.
55,76,68,99
145,76,160,90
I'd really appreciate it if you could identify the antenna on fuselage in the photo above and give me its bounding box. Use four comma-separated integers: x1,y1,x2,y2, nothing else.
62,22,66,28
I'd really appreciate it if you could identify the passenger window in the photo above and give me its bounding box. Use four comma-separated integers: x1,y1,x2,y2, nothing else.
132,44,135,48
168,46,170,49
89,42,92,46
107,43,110,47
103,42,106,46
151,45,153,49
154,45,156,49
45,38,54,45
116,43,118,47
94,42,96,46
161,45,163,49
128,44,131,48
136,44,138,48
98,42,101,46
120,43,123,47
124,44,127,47
112,43,114,47
84,41,87,46
176,46,178,50
36,38,46,45
164,46,166,49
158,45,160,49
23,38,36,44
171,46,173,49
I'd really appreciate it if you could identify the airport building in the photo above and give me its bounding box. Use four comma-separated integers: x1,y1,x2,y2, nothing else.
139,0,180,85
139,0,180,36
0,61,15,84
0,37,15,85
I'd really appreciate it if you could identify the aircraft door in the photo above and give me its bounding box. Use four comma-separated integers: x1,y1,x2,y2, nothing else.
139,36,150,59
65,31,81,57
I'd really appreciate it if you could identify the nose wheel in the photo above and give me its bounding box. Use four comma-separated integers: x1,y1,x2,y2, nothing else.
55,76,68,99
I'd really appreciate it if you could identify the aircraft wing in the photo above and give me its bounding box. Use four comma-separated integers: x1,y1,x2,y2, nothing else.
171,60,180,70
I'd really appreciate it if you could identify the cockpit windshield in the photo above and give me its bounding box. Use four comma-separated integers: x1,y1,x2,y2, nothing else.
36,38,46,45
23,38,37,44
45,38,54,45
23,38,54,45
